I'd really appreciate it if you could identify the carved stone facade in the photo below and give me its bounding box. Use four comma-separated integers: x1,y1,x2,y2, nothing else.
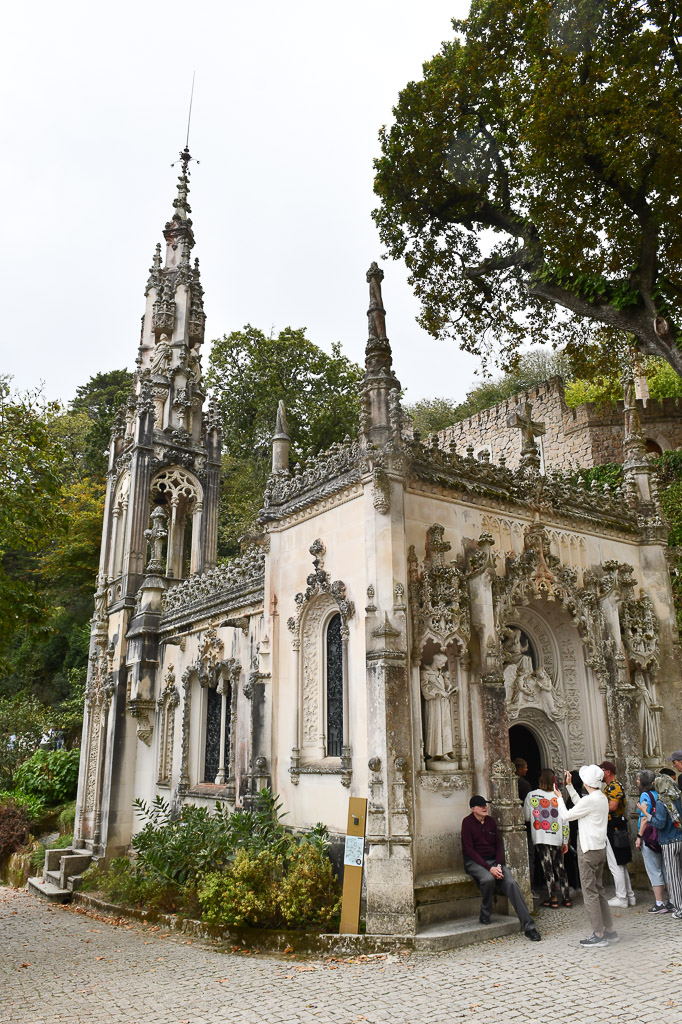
75,162,682,938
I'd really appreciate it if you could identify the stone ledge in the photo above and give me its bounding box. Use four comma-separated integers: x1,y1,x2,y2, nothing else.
71,892,520,954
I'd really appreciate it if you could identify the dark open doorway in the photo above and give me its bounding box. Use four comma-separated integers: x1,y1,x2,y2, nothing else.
509,723,542,790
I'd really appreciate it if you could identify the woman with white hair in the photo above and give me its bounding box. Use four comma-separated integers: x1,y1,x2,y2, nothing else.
554,764,619,947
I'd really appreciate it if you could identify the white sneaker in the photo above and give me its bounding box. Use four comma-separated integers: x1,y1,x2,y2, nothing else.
608,897,628,908
627,895,636,907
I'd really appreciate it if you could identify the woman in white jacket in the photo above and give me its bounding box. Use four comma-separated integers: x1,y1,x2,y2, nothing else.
524,768,571,908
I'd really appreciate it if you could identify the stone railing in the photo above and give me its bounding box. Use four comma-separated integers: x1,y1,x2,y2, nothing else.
259,437,361,521
162,545,266,614
406,438,637,533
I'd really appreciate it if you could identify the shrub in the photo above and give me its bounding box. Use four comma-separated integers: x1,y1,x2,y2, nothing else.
80,857,191,914
0,798,31,861
198,850,281,928
58,800,77,834
0,790,45,826
14,748,80,804
277,842,341,929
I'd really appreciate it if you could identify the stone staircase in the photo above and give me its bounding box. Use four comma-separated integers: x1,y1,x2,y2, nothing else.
413,870,517,951
27,846,94,903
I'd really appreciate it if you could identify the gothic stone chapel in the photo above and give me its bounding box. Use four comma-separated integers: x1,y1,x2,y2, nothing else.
72,154,682,935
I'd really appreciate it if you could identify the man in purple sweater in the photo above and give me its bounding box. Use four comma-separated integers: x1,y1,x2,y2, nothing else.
462,795,541,941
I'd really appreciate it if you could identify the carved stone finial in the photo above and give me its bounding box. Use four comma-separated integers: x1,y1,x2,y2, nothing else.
271,400,291,473
366,261,387,342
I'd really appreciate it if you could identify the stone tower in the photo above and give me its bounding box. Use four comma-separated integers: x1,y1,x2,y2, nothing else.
73,149,222,856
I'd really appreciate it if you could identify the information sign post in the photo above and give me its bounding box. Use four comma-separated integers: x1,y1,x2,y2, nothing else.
339,796,367,934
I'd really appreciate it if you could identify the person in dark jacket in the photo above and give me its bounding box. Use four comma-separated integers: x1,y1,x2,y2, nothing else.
461,795,541,941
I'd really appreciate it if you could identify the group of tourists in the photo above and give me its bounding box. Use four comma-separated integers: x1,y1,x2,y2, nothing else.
461,750,682,947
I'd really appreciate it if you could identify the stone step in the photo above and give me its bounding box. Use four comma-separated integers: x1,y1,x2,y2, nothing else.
58,853,92,888
414,913,519,951
27,876,72,903
414,870,505,926
44,869,61,886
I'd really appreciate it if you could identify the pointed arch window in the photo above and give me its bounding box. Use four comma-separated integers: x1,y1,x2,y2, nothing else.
325,613,343,757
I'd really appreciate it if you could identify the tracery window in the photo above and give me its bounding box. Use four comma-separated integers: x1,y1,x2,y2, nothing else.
150,467,203,578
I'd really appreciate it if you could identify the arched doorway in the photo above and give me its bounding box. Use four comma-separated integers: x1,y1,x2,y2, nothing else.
509,723,542,790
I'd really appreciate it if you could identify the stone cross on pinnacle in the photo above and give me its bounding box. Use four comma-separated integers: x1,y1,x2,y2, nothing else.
507,402,545,467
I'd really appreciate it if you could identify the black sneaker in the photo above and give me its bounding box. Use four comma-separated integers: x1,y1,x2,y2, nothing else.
648,902,669,914
604,930,620,944
579,933,609,947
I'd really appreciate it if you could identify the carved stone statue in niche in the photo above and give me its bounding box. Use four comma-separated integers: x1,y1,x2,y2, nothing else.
151,333,173,376
633,669,662,760
420,653,457,765
502,627,567,720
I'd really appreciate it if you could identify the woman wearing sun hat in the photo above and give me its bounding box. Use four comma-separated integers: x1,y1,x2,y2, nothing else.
553,764,618,947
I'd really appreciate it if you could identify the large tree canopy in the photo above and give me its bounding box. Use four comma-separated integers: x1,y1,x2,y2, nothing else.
373,0,682,374
206,326,362,554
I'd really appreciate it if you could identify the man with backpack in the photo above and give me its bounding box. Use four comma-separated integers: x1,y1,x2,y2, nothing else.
599,760,636,909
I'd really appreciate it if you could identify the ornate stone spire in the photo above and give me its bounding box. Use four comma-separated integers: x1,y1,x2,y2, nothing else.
163,147,195,261
361,262,401,446
271,400,291,473
137,148,206,373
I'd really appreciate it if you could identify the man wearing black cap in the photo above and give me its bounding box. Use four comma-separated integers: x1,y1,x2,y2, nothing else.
670,751,682,790
461,795,541,941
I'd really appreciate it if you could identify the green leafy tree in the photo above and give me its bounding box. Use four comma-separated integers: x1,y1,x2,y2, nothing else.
206,327,363,555
69,369,133,478
0,379,66,674
373,0,682,375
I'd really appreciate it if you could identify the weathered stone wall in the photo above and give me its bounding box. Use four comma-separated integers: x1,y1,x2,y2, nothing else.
437,377,682,470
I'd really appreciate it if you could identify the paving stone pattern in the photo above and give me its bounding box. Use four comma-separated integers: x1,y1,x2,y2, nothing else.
3,886,682,1024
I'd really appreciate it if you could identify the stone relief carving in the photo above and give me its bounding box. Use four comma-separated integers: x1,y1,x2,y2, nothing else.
502,627,567,721
157,665,180,784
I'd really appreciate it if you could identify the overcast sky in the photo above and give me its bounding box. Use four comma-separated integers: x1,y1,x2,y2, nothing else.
2,0,481,408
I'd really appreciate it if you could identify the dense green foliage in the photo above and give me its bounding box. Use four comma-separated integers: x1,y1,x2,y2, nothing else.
0,370,131,706
14,748,80,805
83,790,340,929
374,0,682,376
198,843,340,930
0,694,48,789
206,326,363,555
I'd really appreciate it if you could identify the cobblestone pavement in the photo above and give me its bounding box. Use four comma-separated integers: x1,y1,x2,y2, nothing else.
3,886,682,1024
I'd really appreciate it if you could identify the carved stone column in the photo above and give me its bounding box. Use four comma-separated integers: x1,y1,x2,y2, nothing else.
468,534,530,901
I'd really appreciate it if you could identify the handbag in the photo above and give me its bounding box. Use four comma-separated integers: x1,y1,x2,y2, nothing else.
642,791,662,854
609,815,632,864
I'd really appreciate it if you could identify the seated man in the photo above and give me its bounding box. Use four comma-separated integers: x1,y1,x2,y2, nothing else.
462,794,541,941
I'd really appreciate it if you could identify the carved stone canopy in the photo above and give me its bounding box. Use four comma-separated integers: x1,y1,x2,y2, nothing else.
408,524,470,662
286,540,354,643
